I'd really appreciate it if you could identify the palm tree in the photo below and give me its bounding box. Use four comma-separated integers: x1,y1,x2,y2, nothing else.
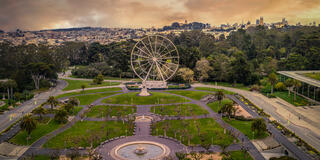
54,109,68,123
268,73,278,94
285,78,294,96
32,106,47,120
20,114,37,142
215,90,224,109
68,97,79,106
46,96,59,110
251,118,267,136
292,80,301,101
220,102,235,119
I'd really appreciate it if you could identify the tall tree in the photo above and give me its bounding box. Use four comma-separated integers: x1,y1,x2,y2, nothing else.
32,106,47,120
268,73,278,94
285,78,294,96
195,58,212,82
292,80,302,101
20,114,37,141
251,118,267,136
26,62,56,90
215,90,225,110
46,96,59,110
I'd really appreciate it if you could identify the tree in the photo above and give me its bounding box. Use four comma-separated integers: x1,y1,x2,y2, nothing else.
251,118,267,136
284,78,294,96
177,68,194,83
268,73,278,94
93,73,104,84
63,103,74,113
215,90,224,109
46,96,59,110
292,80,301,101
195,58,212,82
81,84,86,91
32,106,47,120
275,82,286,91
26,62,56,90
20,114,37,141
54,109,68,123
68,97,79,106
220,102,236,119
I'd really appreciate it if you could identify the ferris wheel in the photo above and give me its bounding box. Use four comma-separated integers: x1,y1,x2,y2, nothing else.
131,35,179,82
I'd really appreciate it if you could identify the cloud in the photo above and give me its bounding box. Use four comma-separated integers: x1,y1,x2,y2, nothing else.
0,0,319,31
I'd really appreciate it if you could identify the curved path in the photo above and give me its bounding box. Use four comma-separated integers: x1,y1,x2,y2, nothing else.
193,83,320,152
18,87,264,160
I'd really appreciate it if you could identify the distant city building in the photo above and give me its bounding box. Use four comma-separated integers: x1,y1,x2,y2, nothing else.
259,16,264,25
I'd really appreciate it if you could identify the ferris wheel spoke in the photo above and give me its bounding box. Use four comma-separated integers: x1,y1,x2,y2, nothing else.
155,61,166,81
157,56,179,60
140,40,154,57
144,61,154,81
160,49,176,58
157,38,165,53
156,61,169,80
132,53,150,59
158,59,179,67
154,35,157,54
148,36,155,55
135,46,153,58
158,60,175,73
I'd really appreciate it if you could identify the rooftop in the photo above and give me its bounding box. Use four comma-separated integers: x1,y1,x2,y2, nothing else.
277,70,320,88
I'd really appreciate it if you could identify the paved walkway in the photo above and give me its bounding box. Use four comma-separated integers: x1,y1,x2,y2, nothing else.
193,83,320,151
6,84,313,160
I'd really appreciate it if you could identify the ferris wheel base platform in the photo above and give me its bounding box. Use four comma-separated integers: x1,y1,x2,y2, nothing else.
139,87,151,96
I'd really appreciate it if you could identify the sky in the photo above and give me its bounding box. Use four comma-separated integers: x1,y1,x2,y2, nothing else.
1,0,320,31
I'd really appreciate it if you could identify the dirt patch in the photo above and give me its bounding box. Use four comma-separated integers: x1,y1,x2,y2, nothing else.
234,104,252,118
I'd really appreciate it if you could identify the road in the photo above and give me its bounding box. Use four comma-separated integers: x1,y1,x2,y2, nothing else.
0,80,67,133
192,83,320,152
229,95,313,160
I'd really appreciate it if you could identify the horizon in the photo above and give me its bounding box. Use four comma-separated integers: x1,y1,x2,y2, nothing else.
1,0,320,32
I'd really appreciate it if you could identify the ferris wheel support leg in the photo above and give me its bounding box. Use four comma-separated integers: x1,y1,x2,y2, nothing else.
139,81,151,96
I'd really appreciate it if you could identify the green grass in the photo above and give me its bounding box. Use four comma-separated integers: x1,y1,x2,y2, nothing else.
302,73,320,81
225,151,253,160
62,79,120,91
103,92,190,105
223,117,269,140
206,82,250,90
10,119,62,145
152,118,234,146
207,98,233,112
71,106,83,116
76,92,121,105
56,87,122,99
44,121,130,149
165,90,210,100
195,87,235,95
273,91,309,106
151,104,209,116
85,105,136,118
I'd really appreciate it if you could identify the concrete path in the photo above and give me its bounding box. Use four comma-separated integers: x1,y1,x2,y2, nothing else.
192,83,320,151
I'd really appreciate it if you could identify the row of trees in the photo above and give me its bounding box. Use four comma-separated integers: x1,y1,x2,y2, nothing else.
68,26,320,85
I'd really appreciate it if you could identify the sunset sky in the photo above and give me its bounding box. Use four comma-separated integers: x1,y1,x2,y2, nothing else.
1,0,320,31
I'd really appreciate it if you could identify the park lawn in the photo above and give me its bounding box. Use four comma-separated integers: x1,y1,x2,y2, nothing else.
103,92,190,105
62,79,120,91
302,73,320,81
151,104,209,116
152,118,234,146
71,106,83,116
224,151,253,160
9,119,62,145
76,92,121,105
273,91,309,106
207,98,233,112
165,90,211,100
56,87,122,99
85,105,136,118
223,117,269,140
206,82,250,91
195,87,235,95
44,121,130,149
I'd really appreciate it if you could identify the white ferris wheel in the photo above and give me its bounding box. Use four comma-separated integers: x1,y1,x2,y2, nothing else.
131,35,179,96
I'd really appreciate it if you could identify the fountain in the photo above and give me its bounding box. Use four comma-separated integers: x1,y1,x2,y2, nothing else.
134,144,147,155
111,141,170,160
